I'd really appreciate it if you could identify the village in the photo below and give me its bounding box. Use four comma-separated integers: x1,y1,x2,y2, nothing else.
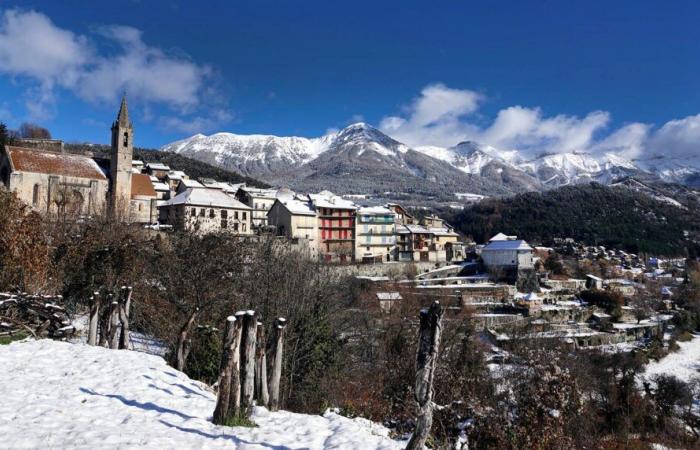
0,97,692,358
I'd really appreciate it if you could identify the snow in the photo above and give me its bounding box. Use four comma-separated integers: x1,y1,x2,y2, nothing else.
643,334,700,384
0,340,405,449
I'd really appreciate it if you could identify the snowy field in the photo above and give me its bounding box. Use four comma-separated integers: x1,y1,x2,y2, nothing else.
0,340,405,449
643,334,700,384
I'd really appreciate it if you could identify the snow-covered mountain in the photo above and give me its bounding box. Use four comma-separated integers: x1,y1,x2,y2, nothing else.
162,123,700,195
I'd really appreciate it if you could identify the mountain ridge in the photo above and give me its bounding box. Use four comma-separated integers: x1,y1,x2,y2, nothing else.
161,123,700,195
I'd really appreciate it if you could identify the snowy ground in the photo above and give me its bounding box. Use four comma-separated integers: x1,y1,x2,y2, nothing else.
643,333,700,384
0,340,405,449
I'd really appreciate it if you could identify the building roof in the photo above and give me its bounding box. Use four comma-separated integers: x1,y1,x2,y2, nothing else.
274,195,317,216
178,178,204,189
396,224,431,234
428,227,459,237
167,170,187,180
131,173,157,198
115,95,131,127
483,240,533,251
152,181,170,192
162,188,252,209
376,292,402,301
5,146,107,180
489,232,517,241
147,162,170,171
308,191,357,210
238,186,278,199
358,206,394,215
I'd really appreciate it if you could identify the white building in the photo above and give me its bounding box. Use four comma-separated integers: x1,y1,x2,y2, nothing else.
159,187,252,234
481,239,534,269
355,206,396,262
235,186,279,228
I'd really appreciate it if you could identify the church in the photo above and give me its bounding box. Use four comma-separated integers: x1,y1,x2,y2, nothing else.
0,97,157,223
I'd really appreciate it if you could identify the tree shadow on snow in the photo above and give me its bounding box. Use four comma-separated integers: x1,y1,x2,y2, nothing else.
158,419,298,450
142,374,211,399
79,387,198,420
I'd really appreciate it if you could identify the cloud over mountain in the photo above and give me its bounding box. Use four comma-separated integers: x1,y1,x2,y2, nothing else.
379,83,699,162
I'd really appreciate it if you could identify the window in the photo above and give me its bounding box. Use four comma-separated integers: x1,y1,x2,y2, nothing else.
209,209,215,218
242,223,246,232
199,208,205,217
191,208,197,217
242,212,246,220
32,184,40,207
138,203,143,212
234,211,238,220
221,210,228,228
123,132,129,146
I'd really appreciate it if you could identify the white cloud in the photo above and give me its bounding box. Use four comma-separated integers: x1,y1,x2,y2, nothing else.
379,83,482,148
379,83,699,160
0,8,226,125
647,114,700,158
158,109,234,135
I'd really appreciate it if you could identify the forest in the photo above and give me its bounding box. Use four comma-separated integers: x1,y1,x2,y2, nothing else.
443,182,700,256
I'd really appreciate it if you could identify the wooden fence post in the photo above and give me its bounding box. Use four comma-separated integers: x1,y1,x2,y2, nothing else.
99,293,113,347
240,310,258,411
108,299,120,349
213,316,242,424
118,286,133,350
406,301,444,450
87,291,100,346
255,321,269,407
267,317,287,411
227,311,246,418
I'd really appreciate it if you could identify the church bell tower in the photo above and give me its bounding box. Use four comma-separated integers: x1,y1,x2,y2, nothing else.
110,95,133,216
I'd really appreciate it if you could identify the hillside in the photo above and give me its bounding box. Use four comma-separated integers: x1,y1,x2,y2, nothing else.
64,143,268,187
444,182,700,256
0,339,404,449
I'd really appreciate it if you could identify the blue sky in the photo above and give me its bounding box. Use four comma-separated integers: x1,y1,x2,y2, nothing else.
0,1,698,157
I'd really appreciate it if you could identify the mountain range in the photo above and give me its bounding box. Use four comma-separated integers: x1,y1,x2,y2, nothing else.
161,122,700,198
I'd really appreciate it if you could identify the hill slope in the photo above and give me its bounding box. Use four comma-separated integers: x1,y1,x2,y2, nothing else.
65,143,267,187
444,183,700,256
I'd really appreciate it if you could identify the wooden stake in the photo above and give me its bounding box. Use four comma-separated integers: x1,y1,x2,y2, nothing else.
87,291,100,346
108,300,120,349
240,310,258,410
118,286,133,350
227,311,246,418
267,317,287,411
213,316,240,424
406,301,444,450
255,321,269,406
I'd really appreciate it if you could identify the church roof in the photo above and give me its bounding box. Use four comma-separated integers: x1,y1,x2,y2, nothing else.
5,146,106,180
131,173,157,199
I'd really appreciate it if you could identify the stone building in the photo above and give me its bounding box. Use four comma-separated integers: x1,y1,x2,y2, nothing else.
235,186,279,228
159,187,252,234
267,191,319,254
0,145,108,216
129,173,158,223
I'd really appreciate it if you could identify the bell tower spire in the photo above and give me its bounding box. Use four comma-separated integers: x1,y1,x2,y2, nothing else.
110,94,133,218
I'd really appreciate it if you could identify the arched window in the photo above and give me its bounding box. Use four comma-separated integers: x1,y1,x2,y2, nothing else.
123,132,129,147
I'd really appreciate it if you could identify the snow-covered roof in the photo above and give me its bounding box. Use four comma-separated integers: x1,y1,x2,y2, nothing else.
162,188,252,209
357,206,394,215
428,227,459,237
483,240,532,251
179,179,204,189
147,162,170,171
308,191,357,210
274,194,317,216
489,232,516,241
167,170,187,180
238,186,278,199
6,146,106,180
396,224,431,234
152,182,170,192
